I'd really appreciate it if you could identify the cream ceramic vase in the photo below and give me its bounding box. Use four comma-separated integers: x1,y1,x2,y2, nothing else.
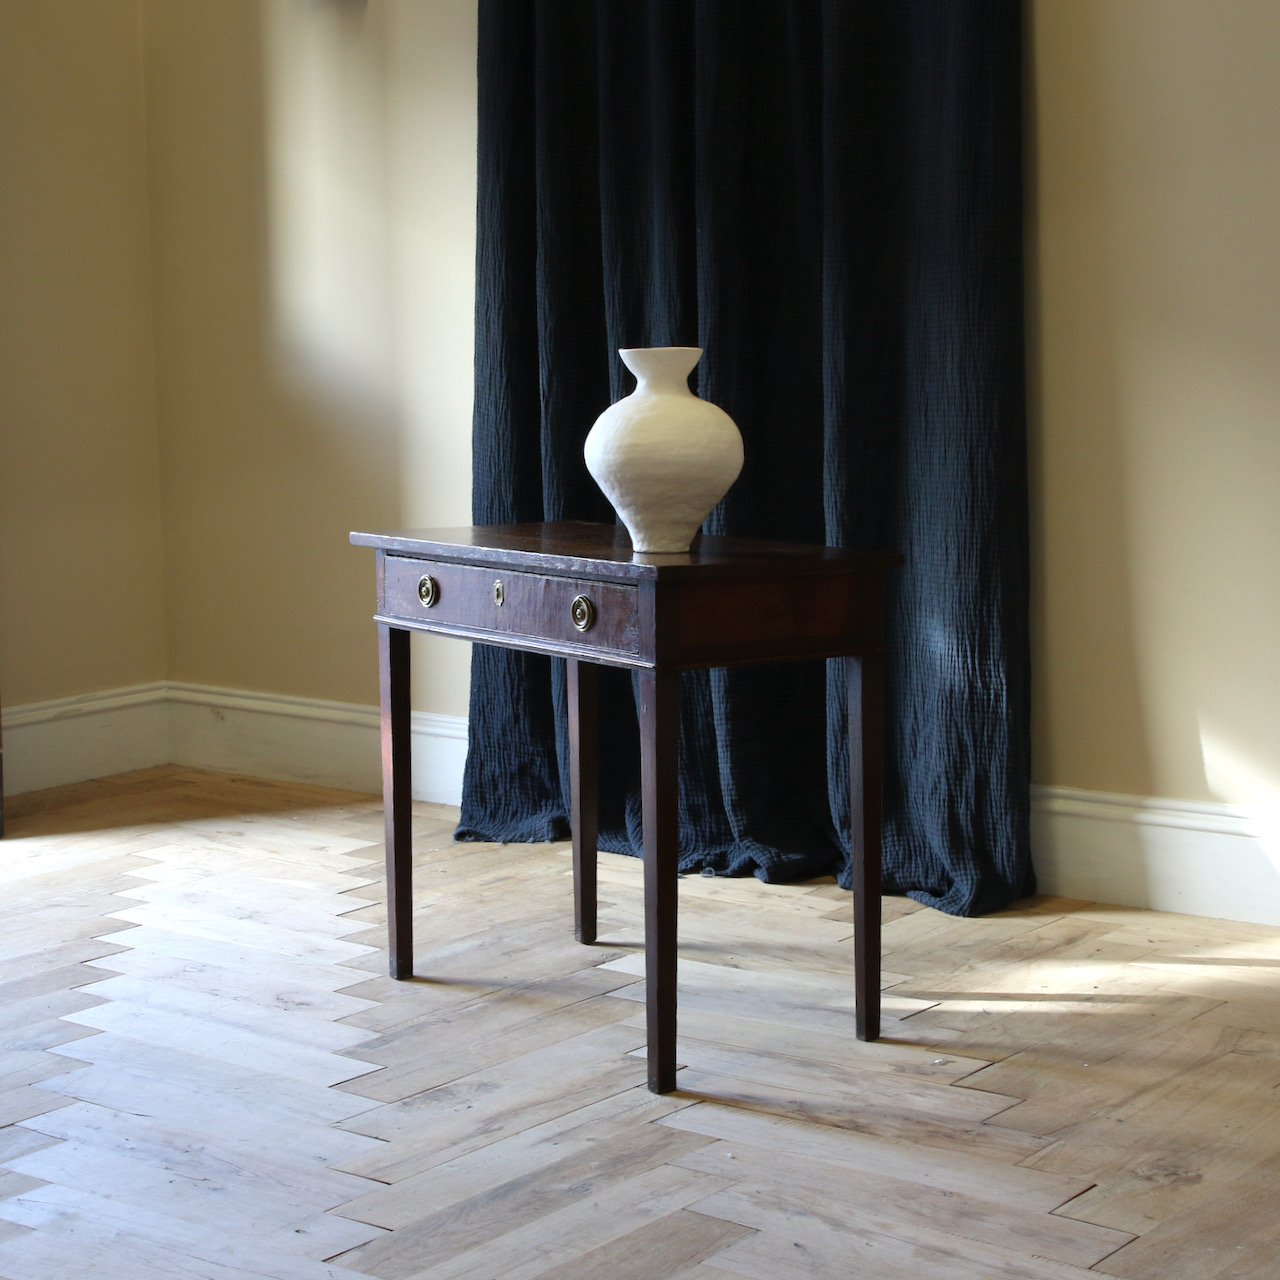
583,347,743,553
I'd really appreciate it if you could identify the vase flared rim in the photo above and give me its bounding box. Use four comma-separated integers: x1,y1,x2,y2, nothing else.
618,347,703,384
618,346,702,355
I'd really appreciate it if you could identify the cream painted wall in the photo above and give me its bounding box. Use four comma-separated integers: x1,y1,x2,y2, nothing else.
6,0,1278,827
144,0,475,715
1028,0,1280,816
0,1,167,705
0,0,475,726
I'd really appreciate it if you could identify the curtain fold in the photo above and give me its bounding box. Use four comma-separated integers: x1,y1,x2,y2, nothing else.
459,0,1033,916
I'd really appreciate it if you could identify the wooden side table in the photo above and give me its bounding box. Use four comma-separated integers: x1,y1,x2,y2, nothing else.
350,522,901,1093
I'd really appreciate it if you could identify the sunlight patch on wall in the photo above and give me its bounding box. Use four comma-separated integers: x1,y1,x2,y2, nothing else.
261,0,395,418
1200,717,1280,873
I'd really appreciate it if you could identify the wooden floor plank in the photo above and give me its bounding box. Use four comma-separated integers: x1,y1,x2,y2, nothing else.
0,936,130,985
613,1004,990,1084
343,985,639,1103
333,1087,694,1230
334,1120,714,1275
18,1100,378,1204
600,950,936,1023
75,974,377,1052
0,1085,77,1129
649,1266,758,1280
523,1208,752,1280
969,1016,1248,1136
97,903,377,966
42,1032,380,1125
0,1184,383,1271
0,1049,89,1093
0,1124,58,1165
0,1171,47,1202
695,1187,1111,1280
36,1062,385,1165
336,1164,730,1280
343,965,633,1060
0,1013,101,1058
334,1024,649,1183
5,1139,363,1241
671,1137,1133,1268
78,950,378,1018
0,1218,375,1280
80,926,382,996
900,984,1226,1068
1085,1150,1280,1279
671,1064,1047,1163
110,875,379,940
58,1001,380,1088
1023,1042,1280,1175
647,1034,1020,1126
658,1101,1087,1209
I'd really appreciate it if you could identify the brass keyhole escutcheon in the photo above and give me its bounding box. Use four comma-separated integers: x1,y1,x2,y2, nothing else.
570,595,595,632
492,579,505,606
417,574,439,608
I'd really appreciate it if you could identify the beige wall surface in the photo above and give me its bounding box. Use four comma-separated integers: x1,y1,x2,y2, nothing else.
0,0,475,721
0,0,167,705
145,0,476,714
1028,0,1280,810
6,0,1278,820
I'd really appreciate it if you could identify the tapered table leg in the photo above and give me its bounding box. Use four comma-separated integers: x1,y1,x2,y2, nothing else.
567,658,599,944
638,667,680,1093
378,623,414,979
849,650,884,1040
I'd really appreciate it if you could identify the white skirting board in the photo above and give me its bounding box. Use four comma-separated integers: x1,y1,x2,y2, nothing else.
6,684,1280,926
1,684,172,794
1031,785,1280,927
2,682,469,807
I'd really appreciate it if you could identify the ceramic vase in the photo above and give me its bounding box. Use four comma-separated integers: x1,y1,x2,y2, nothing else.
583,346,743,553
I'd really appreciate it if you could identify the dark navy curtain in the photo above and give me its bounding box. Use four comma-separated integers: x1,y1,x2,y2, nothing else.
457,0,1034,915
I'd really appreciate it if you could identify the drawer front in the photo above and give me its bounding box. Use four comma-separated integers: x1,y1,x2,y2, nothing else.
382,555,641,657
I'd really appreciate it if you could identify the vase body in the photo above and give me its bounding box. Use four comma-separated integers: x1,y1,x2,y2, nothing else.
583,347,743,553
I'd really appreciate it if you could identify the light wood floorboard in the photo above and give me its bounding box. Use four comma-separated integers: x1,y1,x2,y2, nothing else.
3,767,1279,1277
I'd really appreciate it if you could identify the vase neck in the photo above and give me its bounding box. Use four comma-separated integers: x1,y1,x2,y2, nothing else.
620,346,702,395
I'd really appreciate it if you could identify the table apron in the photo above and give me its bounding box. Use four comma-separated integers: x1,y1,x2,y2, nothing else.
372,614,647,668
373,614,883,670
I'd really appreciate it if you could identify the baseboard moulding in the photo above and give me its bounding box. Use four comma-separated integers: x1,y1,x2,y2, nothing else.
6,684,1277,927
1031,783,1280,927
3,682,468,807
2,684,172,795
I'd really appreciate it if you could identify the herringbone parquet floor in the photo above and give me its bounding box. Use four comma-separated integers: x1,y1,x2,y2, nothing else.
2,767,1278,1278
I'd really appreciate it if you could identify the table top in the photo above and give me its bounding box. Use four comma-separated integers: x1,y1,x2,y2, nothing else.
350,522,903,583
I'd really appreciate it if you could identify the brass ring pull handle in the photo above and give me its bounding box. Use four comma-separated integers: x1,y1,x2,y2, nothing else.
492,580,505,606
417,575,439,607
570,595,596,632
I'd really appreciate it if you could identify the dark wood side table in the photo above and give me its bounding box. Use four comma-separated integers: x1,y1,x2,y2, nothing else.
350,522,901,1093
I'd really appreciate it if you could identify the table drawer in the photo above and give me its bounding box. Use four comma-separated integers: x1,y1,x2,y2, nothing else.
382,555,641,657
